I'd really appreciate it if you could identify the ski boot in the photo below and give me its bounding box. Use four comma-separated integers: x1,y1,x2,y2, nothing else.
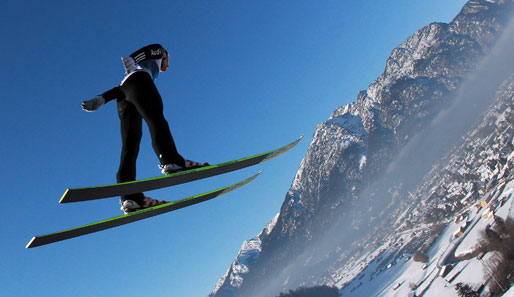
120,196,167,214
159,160,210,175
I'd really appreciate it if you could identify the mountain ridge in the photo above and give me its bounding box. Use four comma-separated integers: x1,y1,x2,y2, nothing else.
210,1,514,296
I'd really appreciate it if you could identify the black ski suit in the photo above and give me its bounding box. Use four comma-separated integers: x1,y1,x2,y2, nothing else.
101,44,185,205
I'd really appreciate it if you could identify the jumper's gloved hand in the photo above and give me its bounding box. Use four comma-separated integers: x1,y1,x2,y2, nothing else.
121,56,136,73
82,95,106,112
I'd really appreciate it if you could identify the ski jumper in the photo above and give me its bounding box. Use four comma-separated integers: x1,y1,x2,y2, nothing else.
101,44,185,205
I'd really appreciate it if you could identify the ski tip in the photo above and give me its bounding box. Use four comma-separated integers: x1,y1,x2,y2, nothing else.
26,237,36,249
251,169,263,179
249,170,263,183
248,170,263,181
59,189,70,204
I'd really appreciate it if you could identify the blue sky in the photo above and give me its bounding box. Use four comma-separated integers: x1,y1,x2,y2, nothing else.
1,1,467,296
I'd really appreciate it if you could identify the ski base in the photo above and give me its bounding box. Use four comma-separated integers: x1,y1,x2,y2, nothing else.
27,171,261,248
59,135,303,203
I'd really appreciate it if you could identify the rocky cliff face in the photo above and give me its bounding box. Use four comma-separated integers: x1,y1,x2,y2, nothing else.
210,1,514,296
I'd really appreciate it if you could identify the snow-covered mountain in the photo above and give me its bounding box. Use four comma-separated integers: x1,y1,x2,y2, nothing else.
210,1,514,296
211,214,279,296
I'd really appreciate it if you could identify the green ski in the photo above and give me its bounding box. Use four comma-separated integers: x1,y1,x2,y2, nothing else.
27,171,261,248
60,135,303,204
